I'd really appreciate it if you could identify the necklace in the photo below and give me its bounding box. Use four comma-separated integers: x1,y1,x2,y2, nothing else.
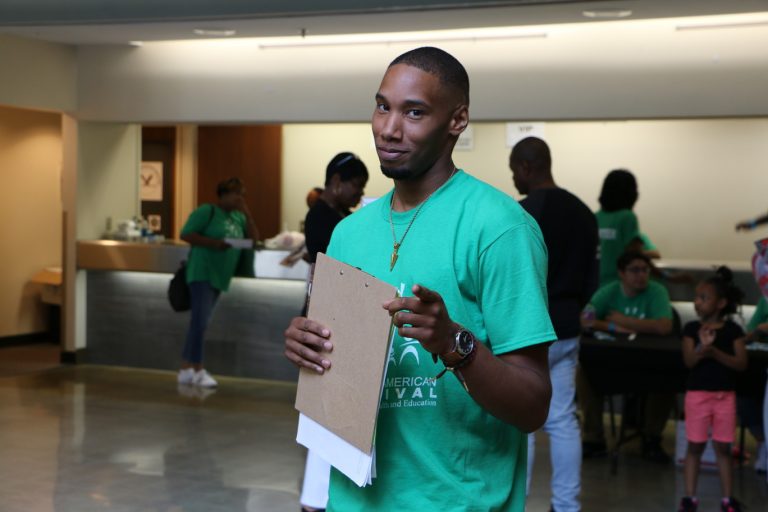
388,168,457,271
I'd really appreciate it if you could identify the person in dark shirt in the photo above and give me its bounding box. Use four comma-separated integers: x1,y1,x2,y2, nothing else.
299,151,367,512
679,267,747,512
304,152,369,263
511,136,598,512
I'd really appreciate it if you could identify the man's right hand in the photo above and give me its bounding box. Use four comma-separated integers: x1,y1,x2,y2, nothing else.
284,317,333,374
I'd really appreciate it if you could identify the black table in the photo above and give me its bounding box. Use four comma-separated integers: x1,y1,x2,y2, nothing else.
580,332,768,395
579,332,768,473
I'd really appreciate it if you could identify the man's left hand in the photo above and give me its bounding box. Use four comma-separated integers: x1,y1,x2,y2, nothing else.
383,285,457,356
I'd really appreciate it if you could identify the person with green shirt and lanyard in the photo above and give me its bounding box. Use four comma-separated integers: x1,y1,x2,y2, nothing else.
284,47,555,511
746,297,768,343
178,177,258,388
595,169,644,287
739,296,768,474
579,251,675,463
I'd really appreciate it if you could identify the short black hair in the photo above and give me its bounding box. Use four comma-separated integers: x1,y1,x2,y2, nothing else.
216,177,244,198
390,46,470,105
510,137,552,173
599,169,638,212
617,250,651,271
325,152,369,186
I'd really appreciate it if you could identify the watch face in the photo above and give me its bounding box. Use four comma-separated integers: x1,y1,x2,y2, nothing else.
457,330,474,355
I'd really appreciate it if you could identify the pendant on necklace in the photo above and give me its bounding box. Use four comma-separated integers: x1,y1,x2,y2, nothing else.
390,243,401,271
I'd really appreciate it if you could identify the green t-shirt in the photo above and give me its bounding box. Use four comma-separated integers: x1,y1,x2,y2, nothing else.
181,204,246,292
325,171,555,512
589,280,672,321
596,209,640,287
747,296,768,332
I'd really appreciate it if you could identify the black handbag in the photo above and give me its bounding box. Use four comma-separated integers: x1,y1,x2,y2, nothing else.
168,262,191,312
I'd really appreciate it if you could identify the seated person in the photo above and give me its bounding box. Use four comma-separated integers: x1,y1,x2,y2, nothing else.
578,251,675,463
745,296,768,344
739,296,768,473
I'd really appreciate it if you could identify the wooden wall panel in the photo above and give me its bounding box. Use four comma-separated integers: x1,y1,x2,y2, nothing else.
197,125,281,240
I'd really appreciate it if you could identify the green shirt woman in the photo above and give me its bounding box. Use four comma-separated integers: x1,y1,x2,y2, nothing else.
177,177,258,388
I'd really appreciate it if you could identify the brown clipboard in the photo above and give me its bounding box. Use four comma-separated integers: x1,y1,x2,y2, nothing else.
295,253,397,455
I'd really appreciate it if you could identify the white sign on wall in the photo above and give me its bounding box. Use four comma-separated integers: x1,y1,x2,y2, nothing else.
140,161,163,201
505,122,546,149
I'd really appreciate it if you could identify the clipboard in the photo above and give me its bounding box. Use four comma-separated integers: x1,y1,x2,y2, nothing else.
295,253,397,455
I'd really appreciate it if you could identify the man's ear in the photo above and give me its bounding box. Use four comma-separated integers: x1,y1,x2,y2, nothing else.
449,105,469,137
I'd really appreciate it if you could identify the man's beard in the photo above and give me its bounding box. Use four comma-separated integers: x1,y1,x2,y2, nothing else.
380,164,428,181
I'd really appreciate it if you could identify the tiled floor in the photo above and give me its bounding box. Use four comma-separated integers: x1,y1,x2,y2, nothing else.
0,359,765,511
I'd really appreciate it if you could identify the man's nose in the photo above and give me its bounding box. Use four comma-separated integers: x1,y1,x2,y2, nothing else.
379,113,402,141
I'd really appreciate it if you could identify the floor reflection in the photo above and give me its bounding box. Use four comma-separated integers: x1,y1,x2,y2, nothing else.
0,367,302,512
0,365,765,511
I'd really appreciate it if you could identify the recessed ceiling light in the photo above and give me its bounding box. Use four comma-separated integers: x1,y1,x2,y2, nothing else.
582,9,633,19
193,28,236,37
676,20,768,31
258,32,547,50
128,41,143,47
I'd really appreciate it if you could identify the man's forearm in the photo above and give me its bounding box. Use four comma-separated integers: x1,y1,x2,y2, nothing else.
458,343,551,433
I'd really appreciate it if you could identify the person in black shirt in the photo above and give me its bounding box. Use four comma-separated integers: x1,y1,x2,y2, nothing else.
304,152,369,263
679,267,747,512
511,136,598,512
300,151,368,512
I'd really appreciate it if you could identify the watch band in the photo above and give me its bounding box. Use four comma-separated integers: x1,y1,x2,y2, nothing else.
434,333,478,392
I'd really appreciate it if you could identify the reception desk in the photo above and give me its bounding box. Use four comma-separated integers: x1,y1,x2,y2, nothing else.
77,241,308,381
77,243,763,382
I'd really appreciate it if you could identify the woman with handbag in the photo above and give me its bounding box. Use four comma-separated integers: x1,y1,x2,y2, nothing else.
178,177,258,387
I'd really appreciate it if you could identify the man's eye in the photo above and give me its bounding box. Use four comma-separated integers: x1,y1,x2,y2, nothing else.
406,109,423,118
376,103,389,112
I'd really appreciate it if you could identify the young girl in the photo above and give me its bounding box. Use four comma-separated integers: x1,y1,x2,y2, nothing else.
679,267,748,512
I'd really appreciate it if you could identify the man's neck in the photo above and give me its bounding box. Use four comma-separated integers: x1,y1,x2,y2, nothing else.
527,178,557,193
392,162,456,212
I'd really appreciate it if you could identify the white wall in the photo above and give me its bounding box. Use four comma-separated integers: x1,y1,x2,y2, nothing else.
0,35,76,113
282,119,768,264
0,105,62,337
75,14,768,123
77,122,141,240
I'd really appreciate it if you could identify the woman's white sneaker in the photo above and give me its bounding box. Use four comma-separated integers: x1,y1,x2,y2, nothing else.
194,369,218,388
177,368,196,385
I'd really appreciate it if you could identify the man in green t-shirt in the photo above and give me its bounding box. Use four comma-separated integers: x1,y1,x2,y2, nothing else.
579,251,676,463
284,47,555,511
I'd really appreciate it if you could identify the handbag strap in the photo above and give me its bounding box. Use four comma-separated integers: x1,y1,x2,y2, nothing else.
204,203,216,233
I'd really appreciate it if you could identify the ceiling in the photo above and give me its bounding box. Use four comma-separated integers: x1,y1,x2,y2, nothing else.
1,0,767,45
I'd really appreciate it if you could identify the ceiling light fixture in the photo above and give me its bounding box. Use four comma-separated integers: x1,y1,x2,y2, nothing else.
676,20,768,31
259,32,547,50
193,28,236,37
582,9,633,19
128,41,143,47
